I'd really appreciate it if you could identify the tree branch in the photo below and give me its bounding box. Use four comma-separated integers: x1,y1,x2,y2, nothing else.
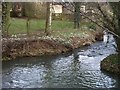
61,3,120,38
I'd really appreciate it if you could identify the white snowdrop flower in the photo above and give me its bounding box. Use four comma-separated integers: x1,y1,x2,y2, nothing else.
14,35,17,38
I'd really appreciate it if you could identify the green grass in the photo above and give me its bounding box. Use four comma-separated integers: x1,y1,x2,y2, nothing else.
9,18,45,35
8,18,95,39
52,20,74,30
8,18,74,35
9,18,26,34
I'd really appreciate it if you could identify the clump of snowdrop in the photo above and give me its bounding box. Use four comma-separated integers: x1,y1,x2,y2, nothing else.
11,34,17,38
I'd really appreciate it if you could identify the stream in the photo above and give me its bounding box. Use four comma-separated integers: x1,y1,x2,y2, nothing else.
2,34,119,88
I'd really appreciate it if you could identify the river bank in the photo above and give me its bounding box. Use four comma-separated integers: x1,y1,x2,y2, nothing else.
101,54,120,74
2,30,103,61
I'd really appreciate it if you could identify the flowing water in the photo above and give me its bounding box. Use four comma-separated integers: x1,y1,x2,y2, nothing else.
2,34,119,88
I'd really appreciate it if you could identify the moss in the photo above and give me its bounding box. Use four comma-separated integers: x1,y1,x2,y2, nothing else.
101,54,120,74
105,54,118,64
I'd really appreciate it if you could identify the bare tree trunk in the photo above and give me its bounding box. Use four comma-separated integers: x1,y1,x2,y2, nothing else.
2,2,11,38
26,18,30,37
45,2,52,36
74,2,80,29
